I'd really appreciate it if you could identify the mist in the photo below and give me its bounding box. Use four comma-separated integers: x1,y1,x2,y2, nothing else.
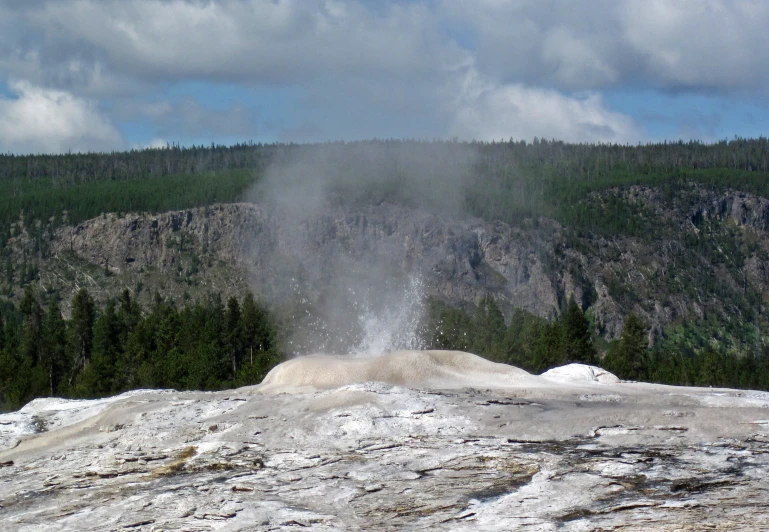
245,141,480,357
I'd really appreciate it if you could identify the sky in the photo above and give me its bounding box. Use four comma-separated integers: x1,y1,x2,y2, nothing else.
0,0,767,154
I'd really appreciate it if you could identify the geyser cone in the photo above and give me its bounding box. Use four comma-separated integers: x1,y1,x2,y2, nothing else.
255,350,534,393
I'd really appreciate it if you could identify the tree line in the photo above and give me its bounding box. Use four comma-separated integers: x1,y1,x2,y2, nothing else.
425,297,769,391
4,138,769,409
0,287,279,411
3,137,769,184
5,138,769,252
3,287,769,412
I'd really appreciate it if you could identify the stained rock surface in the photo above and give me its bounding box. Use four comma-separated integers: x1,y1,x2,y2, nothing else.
1,351,769,531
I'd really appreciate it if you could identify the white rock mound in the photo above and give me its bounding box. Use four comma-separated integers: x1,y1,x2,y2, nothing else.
2,350,768,530
540,363,620,384
255,350,535,393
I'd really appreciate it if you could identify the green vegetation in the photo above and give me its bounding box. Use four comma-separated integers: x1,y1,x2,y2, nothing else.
4,284,769,411
0,169,255,249
425,297,596,374
425,298,769,390
3,138,769,407
3,138,769,248
0,287,279,411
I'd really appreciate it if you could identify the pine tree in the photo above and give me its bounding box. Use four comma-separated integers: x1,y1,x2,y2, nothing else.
7,287,46,404
4,258,12,286
42,295,67,396
79,300,122,396
152,303,180,388
118,289,139,331
201,293,226,388
562,298,596,365
472,296,506,360
503,308,526,367
236,292,278,385
241,292,258,366
68,288,95,386
605,313,648,380
226,296,242,376
19,288,43,368
534,320,565,372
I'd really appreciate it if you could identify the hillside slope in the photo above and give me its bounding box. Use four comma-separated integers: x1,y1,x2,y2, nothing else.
3,181,768,351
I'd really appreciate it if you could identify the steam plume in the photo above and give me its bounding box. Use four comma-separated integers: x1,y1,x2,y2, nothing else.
245,141,479,356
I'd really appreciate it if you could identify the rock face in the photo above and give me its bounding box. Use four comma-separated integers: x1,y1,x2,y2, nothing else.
51,203,561,318
1,352,768,531
1,182,766,339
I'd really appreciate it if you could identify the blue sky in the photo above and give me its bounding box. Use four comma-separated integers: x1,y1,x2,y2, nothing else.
0,0,767,154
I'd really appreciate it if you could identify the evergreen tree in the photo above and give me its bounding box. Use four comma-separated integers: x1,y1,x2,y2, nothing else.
77,300,121,397
226,296,242,376
241,291,265,366
471,296,506,360
695,347,727,387
19,289,44,370
201,293,227,388
152,302,181,388
67,288,95,386
0,314,20,407
5,287,46,404
426,299,472,352
115,288,141,390
534,320,565,372
118,289,141,336
4,258,11,286
237,291,277,385
758,346,769,390
0,310,5,352
562,298,596,365
42,295,67,396
503,308,527,367
19,285,36,317
604,313,648,380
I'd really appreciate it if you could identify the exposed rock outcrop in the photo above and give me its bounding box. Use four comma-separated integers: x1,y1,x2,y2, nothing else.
3,183,768,341
50,203,563,319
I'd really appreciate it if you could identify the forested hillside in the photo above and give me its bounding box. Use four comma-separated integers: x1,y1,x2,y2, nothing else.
0,286,278,410
3,137,769,244
3,138,769,410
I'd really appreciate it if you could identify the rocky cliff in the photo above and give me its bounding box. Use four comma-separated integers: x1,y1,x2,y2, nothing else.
46,202,563,320
4,182,769,346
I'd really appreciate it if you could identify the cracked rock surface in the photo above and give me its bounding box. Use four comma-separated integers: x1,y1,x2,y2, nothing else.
1,352,769,531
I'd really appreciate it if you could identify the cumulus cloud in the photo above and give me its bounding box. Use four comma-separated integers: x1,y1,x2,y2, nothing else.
1,0,768,151
443,0,769,93
440,0,626,90
20,0,455,85
619,0,769,90
448,68,639,143
0,81,123,154
4,1,769,93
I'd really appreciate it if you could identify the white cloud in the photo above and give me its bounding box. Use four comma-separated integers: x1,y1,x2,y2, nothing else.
1,0,768,151
23,0,455,85
448,68,639,143
619,0,769,90
3,1,769,94
0,81,123,154
132,137,168,150
442,0,769,93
